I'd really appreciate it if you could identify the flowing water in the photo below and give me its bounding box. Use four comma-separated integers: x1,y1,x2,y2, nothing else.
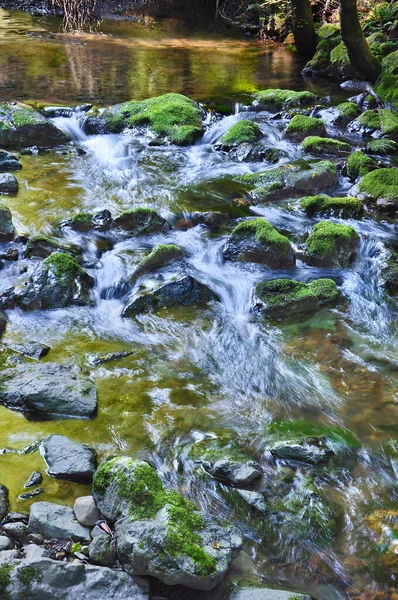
0,7,398,600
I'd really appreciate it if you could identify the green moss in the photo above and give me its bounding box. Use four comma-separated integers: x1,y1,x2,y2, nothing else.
300,195,363,217
308,278,339,303
302,136,350,153
43,252,83,278
366,138,398,155
264,419,360,447
357,109,398,136
232,218,290,249
306,221,359,258
188,437,250,463
11,105,41,127
0,564,12,595
18,566,42,586
286,115,325,137
382,49,398,75
255,278,338,313
304,37,340,71
220,120,261,145
103,93,203,145
346,150,378,180
137,244,183,274
330,42,350,65
336,102,361,119
118,461,167,521
254,89,317,108
374,74,398,110
26,234,61,252
358,168,398,199
317,24,340,39
71,212,92,224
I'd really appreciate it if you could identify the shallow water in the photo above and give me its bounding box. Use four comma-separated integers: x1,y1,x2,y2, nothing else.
0,7,398,600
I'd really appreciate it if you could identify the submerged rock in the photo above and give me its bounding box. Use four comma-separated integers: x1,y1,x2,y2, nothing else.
0,102,69,149
0,204,14,240
24,471,43,488
284,115,326,142
223,218,295,267
17,252,94,310
255,278,338,317
0,484,9,520
123,276,217,317
357,167,398,210
237,160,338,203
348,109,398,139
92,457,241,590
0,362,97,419
24,235,70,259
113,207,168,234
236,490,267,513
303,221,360,267
0,544,149,599
41,435,97,483
269,438,334,464
204,459,262,487
0,173,18,195
28,502,91,542
6,341,50,360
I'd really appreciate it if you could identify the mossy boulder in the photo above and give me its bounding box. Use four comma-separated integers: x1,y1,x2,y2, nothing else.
68,212,93,233
237,160,338,202
329,42,359,79
300,195,363,217
99,93,203,146
382,49,398,75
346,150,378,181
302,36,341,77
302,136,350,154
285,116,326,142
317,24,340,39
93,457,242,590
223,218,295,267
349,109,398,139
134,244,183,278
358,168,398,210
113,207,168,234
253,89,317,109
366,138,398,155
17,252,94,310
255,278,338,317
24,235,79,259
123,275,217,317
0,102,69,149
0,203,14,241
219,120,262,147
303,221,360,267
382,249,398,294
335,102,361,121
374,74,398,110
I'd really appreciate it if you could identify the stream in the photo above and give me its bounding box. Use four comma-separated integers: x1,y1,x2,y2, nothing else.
0,7,398,600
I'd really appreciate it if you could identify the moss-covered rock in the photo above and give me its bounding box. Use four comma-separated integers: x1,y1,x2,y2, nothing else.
366,138,398,155
302,36,341,77
237,160,338,202
0,102,69,149
24,234,79,260
134,244,183,278
100,93,203,145
113,207,168,234
253,89,317,109
302,136,350,154
382,49,398,75
300,195,363,217
382,249,398,293
69,212,93,233
255,277,338,317
317,24,340,39
350,109,398,138
219,120,262,147
0,203,14,241
374,74,398,110
346,150,378,181
304,221,360,266
336,102,361,120
223,218,295,267
17,252,94,310
285,115,326,141
93,457,242,590
358,167,398,210
364,510,398,574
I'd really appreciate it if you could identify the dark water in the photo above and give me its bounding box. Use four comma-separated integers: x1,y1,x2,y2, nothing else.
0,7,398,600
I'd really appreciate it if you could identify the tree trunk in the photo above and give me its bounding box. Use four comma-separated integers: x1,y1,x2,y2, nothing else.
340,0,381,82
290,0,317,56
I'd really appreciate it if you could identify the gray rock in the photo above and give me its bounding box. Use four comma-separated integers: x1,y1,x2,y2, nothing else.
205,460,262,487
0,543,149,599
113,208,168,234
8,342,50,361
269,438,334,465
0,484,9,520
115,507,242,591
2,521,27,543
0,362,97,419
19,488,44,501
233,588,311,600
88,533,116,567
0,535,13,550
123,276,217,317
42,435,97,483
0,150,22,172
73,496,101,527
17,253,94,310
237,490,267,512
0,204,14,241
0,173,18,194
0,102,70,149
191,211,233,230
0,312,6,338
28,502,91,543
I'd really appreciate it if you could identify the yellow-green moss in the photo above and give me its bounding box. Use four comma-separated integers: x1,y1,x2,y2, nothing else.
366,138,398,155
300,195,363,217
254,89,317,108
346,150,378,180
286,115,326,137
220,120,262,145
357,109,398,136
358,167,398,199
302,136,350,153
306,221,359,258
336,102,361,119
374,74,398,110
232,218,290,249
43,252,83,278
